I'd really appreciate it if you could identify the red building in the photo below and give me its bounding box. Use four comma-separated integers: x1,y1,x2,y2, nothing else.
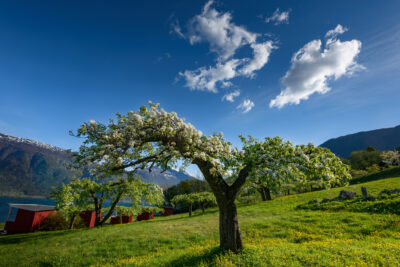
136,211,154,221
162,207,174,216
79,210,97,228
4,204,55,234
110,215,133,224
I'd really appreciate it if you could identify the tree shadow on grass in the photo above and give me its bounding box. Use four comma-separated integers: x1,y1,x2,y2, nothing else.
0,227,93,245
145,209,220,224
165,246,226,267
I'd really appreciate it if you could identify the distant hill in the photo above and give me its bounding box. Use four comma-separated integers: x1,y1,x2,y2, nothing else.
320,125,400,158
0,133,73,196
0,133,194,196
136,168,194,189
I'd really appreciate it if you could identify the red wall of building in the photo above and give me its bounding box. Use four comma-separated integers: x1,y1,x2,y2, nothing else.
79,211,96,227
110,215,132,224
5,209,54,233
163,207,174,216
137,211,154,221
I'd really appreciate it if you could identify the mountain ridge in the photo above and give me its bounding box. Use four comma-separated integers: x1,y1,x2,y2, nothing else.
320,125,400,158
0,133,194,196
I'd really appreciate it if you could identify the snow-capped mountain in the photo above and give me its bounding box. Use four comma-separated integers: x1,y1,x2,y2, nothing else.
0,133,194,196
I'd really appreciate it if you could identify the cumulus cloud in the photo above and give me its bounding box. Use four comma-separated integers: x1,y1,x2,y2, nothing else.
239,41,275,77
179,59,242,92
269,25,364,109
326,24,348,38
237,99,255,113
188,0,257,60
177,1,276,93
222,89,240,102
265,8,290,25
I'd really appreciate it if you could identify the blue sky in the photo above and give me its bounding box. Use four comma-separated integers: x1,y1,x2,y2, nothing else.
1,0,399,160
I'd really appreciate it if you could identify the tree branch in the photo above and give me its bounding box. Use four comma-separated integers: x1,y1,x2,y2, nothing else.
230,164,252,194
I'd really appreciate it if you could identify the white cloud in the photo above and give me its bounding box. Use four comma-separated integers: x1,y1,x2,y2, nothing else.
171,20,185,39
326,24,348,38
179,59,242,92
270,25,364,109
265,8,290,25
188,0,257,60
222,90,240,102
240,41,275,77
237,99,254,113
178,1,276,93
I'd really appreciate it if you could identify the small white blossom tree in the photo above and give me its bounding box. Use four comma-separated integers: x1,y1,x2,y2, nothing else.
52,175,163,226
295,143,351,191
242,136,300,200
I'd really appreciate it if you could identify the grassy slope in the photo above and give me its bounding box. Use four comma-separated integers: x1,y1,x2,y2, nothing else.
1,178,400,267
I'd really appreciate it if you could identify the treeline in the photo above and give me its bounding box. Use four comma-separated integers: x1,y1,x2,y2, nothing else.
344,146,400,177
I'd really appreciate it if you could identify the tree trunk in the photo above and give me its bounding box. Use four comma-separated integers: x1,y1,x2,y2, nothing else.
189,203,192,216
258,188,267,201
201,203,205,213
99,193,122,226
264,187,272,201
94,206,102,226
69,214,76,230
193,159,251,253
218,200,242,252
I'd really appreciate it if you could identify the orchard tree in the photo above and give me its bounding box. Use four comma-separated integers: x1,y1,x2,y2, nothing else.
51,183,91,229
195,192,217,213
172,192,216,215
52,175,163,226
242,136,299,201
171,193,198,216
295,143,351,191
71,102,270,252
382,150,400,165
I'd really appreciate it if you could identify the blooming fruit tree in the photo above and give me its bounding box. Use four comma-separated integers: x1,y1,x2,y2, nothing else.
242,136,300,201
72,102,269,252
52,175,163,227
295,143,351,190
243,137,350,199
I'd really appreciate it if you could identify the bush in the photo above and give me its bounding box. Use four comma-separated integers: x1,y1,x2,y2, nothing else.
72,215,87,229
39,213,68,231
39,213,87,231
297,193,400,215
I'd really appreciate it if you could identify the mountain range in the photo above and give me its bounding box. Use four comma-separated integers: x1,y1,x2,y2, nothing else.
320,125,400,158
0,133,193,197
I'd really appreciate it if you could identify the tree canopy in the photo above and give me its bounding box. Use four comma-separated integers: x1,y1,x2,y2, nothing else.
171,192,216,216
52,175,163,226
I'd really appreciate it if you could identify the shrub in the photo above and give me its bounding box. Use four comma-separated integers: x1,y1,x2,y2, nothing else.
39,213,68,231
72,215,87,229
39,212,87,231
297,194,400,215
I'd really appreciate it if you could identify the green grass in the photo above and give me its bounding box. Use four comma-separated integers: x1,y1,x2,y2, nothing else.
1,177,400,266
350,166,400,184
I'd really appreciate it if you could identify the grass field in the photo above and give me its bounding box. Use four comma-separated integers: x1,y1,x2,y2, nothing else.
1,177,400,266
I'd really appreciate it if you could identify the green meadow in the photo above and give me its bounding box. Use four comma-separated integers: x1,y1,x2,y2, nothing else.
1,177,400,267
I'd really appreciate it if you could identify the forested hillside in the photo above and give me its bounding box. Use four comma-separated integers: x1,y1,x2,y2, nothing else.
320,125,400,158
